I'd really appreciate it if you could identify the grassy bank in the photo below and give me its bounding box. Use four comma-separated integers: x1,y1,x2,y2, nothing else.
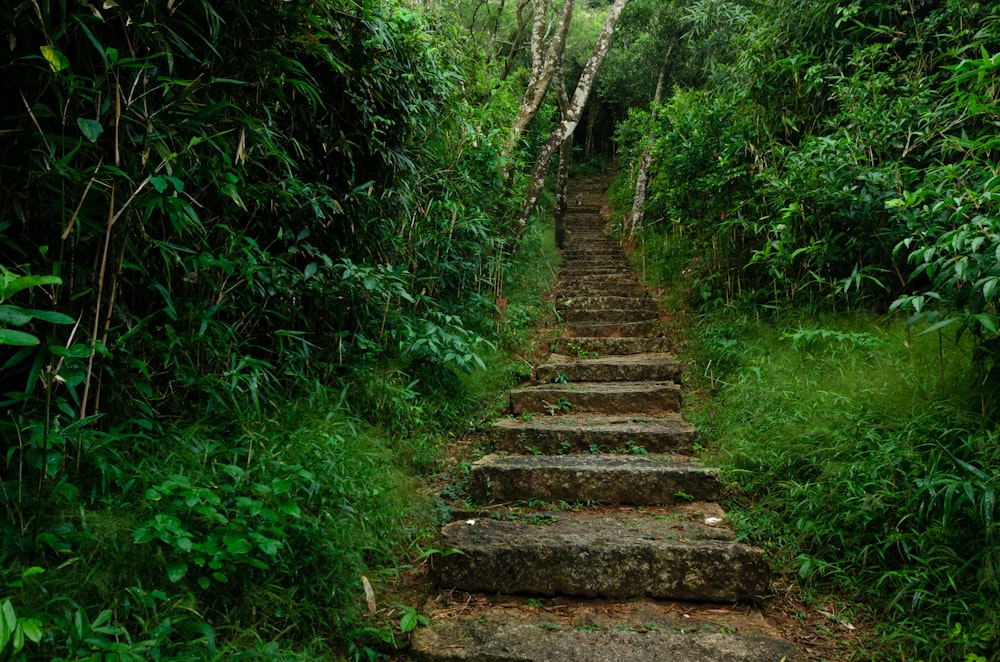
626,225,999,661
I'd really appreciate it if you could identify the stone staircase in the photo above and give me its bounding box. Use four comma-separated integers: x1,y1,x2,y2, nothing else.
411,178,803,661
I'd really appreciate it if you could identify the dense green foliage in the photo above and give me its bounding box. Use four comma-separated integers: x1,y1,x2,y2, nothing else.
4,0,997,657
609,0,1000,658
692,311,997,660
0,0,553,658
616,1,999,338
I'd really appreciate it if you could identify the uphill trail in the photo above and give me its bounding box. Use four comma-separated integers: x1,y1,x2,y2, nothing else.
409,176,805,661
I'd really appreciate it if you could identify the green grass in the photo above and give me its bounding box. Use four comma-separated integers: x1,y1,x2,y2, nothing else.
684,309,999,661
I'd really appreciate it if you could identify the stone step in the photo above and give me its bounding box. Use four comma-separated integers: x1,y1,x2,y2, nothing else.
562,254,628,262
562,262,628,271
469,454,723,505
564,228,612,235
564,232,613,241
559,308,657,324
561,319,661,337
489,413,696,454
562,247,623,256
554,336,673,355
561,263,631,271
559,267,634,279
560,272,638,284
562,252,627,261
537,352,681,383
563,240,622,252
557,282,644,298
564,224,607,233
428,506,770,602
413,597,804,662
557,294,657,310
563,254,627,261
562,248,622,257
510,381,680,415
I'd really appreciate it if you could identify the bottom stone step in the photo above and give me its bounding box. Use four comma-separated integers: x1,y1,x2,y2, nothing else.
413,596,804,662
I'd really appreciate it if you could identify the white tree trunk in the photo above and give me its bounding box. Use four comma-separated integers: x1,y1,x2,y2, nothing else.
516,0,630,229
554,57,572,248
502,0,575,165
629,49,670,235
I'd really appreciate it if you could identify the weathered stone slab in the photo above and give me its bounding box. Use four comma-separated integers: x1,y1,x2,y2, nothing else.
489,413,696,454
562,249,624,259
566,233,615,244
561,319,661,338
414,619,804,662
563,220,607,228
558,308,659,325
537,353,681,383
429,508,770,602
557,294,657,310
510,381,680,415
557,282,645,298
554,336,673,355
559,268,634,279
470,454,723,505
560,273,639,285
562,238,620,249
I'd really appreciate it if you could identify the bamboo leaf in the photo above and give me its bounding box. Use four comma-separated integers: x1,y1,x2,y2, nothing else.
76,118,104,143
0,329,40,346
40,46,70,72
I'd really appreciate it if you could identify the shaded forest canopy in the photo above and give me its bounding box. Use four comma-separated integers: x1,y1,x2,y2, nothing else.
0,0,998,659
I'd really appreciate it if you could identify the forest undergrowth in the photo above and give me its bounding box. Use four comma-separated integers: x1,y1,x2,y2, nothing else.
625,227,999,662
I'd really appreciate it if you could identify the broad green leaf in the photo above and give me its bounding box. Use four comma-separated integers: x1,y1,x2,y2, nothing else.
151,176,169,193
133,527,156,544
0,600,11,652
20,619,42,644
40,46,69,72
0,275,61,300
0,329,39,346
920,317,958,335
277,501,302,517
76,118,104,143
972,313,998,335
166,561,188,582
223,535,252,554
304,262,318,279
25,309,74,324
0,305,31,326
400,610,418,633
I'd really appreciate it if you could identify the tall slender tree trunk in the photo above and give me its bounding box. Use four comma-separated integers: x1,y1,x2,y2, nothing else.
485,0,507,64
629,46,671,235
502,0,575,166
554,56,573,248
516,0,629,229
502,0,533,79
